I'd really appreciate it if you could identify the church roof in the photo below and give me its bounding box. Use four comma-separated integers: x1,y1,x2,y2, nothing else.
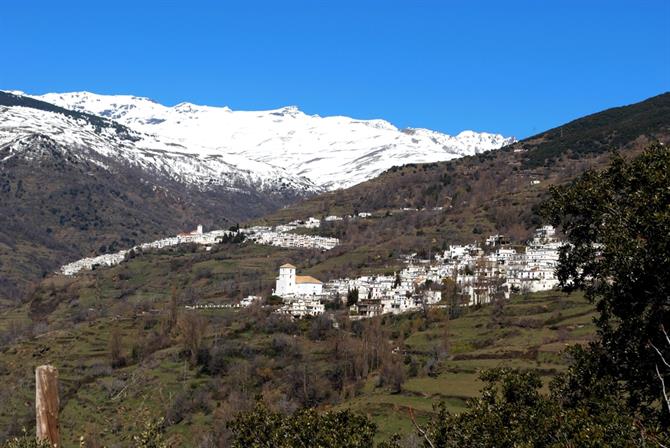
296,275,322,284
280,263,296,269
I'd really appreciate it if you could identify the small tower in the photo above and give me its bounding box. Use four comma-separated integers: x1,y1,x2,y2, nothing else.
196,224,203,235
275,263,296,296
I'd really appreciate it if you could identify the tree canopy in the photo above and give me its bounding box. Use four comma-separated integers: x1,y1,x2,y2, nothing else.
543,143,670,419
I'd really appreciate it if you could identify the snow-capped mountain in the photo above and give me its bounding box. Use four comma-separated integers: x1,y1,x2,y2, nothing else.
1,91,322,299
27,91,515,190
0,92,318,195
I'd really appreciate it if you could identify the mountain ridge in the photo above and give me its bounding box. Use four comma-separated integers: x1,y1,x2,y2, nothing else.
253,92,670,284
22,90,515,190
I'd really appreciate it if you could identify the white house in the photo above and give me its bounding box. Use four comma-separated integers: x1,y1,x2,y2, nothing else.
274,263,323,297
278,298,325,318
239,295,262,307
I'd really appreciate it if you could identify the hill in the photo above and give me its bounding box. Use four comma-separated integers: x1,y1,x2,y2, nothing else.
0,237,595,445
0,92,315,303
255,93,670,281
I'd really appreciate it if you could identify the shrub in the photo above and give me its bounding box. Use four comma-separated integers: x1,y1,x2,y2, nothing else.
227,403,376,448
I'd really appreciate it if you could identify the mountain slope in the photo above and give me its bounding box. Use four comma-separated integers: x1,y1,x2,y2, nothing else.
0,92,315,303
0,92,318,194
255,93,670,281
29,91,515,189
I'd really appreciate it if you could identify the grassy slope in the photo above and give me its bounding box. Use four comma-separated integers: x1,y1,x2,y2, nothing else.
0,268,594,446
336,291,595,441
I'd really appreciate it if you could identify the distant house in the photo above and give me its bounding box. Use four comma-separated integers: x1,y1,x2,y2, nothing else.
239,295,262,307
352,299,383,318
274,263,323,297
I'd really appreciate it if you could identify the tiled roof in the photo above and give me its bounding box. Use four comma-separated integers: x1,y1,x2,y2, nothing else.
296,275,322,284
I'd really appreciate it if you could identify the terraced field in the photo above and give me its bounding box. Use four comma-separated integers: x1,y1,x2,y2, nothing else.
337,291,596,441
0,286,594,446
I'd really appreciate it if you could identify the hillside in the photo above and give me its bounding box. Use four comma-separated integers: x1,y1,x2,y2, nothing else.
0,237,595,445
256,93,670,281
0,92,315,303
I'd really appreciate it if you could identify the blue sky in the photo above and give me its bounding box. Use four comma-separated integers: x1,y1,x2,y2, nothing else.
2,0,668,138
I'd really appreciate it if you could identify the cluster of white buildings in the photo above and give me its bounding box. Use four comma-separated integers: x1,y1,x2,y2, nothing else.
242,212,385,251
59,217,344,276
272,261,442,320
60,251,129,276
273,264,327,318
241,216,342,250
270,225,564,319
434,225,563,305
59,225,232,276
244,228,339,250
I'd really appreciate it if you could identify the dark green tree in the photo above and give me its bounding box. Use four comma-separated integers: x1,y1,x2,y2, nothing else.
410,368,665,448
543,143,670,419
346,288,359,307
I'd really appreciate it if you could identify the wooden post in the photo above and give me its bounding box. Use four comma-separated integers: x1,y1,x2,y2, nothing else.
36,365,59,447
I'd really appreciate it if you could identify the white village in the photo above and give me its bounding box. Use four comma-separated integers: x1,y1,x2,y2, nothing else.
59,211,564,320
58,219,340,276
266,224,563,319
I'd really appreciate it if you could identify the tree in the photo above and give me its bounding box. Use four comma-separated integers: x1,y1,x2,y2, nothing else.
178,312,208,365
409,368,666,448
109,325,125,368
543,143,670,420
227,402,376,448
378,357,405,394
161,286,179,337
346,288,359,307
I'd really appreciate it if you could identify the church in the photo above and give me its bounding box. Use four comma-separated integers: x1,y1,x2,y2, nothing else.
274,263,323,297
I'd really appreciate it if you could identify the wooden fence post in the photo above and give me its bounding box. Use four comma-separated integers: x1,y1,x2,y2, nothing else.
36,365,60,447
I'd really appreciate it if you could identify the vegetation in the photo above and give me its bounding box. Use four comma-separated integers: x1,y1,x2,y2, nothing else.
520,92,670,168
227,144,670,446
0,273,594,446
543,143,670,424
227,404,375,448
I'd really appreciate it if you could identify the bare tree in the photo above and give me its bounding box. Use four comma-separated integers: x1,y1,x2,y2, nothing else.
178,312,208,365
109,326,125,368
651,326,670,415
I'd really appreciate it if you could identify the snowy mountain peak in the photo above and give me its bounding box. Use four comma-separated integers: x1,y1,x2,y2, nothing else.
17,90,515,190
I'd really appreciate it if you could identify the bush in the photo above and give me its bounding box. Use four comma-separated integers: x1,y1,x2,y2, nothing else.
1,432,51,448
227,403,376,448
132,418,169,448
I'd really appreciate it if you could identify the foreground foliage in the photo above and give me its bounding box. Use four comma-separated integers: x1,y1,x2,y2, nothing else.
415,367,666,448
545,142,670,422
229,366,668,447
227,404,376,448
